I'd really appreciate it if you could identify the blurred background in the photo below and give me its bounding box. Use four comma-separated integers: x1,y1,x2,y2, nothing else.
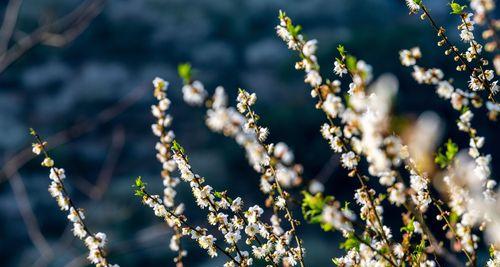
0,0,498,266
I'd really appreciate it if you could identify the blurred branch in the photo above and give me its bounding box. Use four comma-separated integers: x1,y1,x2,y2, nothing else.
73,126,126,200
0,86,146,185
63,224,173,267
0,0,105,74
313,154,339,184
9,172,53,260
0,0,23,53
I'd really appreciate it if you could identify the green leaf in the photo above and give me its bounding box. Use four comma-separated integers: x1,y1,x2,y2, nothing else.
449,1,466,14
172,140,185,154
301,191,339,232
411,238,426,262
435,139,458,169
401,217,415,234
178,63,192,84
445,139,458,161
413,0,422,5
346,55,357,72
341,201,350,212
133,176,146,197
449,211,459,224
339,234,360,250
460,105,470,114
278,10,286,20
337,45,346,57
285,21,302,38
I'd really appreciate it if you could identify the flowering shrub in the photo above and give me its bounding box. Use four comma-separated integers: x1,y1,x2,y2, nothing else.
30,0,499,266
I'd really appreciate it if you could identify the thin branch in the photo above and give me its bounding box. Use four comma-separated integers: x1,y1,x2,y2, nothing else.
313,154,339,184
0,86,146,185
0,0,23,53
0,0,104,74
72,126,125,200
9,171,53,259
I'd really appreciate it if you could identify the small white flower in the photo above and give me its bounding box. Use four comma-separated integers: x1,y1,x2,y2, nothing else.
302,39,318,57
153,77,168,91
182,80,208,106
460,30,474,42
333,61,347,77
322,94,344,119
341,151,358,169
436,81,454,99
305,70,322,87
275,196,286,209
405,0,421,13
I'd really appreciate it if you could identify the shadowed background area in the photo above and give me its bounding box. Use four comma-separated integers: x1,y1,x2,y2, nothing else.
0,0,498,266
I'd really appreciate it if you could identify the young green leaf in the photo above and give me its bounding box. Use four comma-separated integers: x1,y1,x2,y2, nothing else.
346,55,357,72
449,1,466,14
178,63,192,84
435,139,458,168
337,45,346,58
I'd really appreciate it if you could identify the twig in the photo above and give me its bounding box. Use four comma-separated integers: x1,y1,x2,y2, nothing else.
0,0,23,53
9,171,53,260
0,86,146,185
72,126,125,200
0,0,104,74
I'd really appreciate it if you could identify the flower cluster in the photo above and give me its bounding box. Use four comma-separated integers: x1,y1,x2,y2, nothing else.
138,138,308,266
178,74,304,190
236,88,306,266
31,130,117,267
401,49,497,202
136,184,223,260
411,1,499,101
30,3,500,267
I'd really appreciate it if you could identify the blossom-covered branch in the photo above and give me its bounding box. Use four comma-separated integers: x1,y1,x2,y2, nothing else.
30,129,118,267
150,77,186,265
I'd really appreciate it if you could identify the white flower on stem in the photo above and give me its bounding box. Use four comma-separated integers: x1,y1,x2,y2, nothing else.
230,197,243,212
460,30,474,42
436,81,454,99
49,167,66,181
245,223,259,237
410,172,431,211
275,196,286,209
405,0,421,13
32,142,45,155
258,127,269,142
182,80,207,106
341,151,358,170
153,77,168,91
399,47,421,67
67,207,84,222
212,86,228,109
457,110,473,131
72,221,87,239
302,39,317,57
305,70,322,87
224,230,241,245
41,157,54,167
322,94,344,119
333,61,347,77
388,182,406,206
